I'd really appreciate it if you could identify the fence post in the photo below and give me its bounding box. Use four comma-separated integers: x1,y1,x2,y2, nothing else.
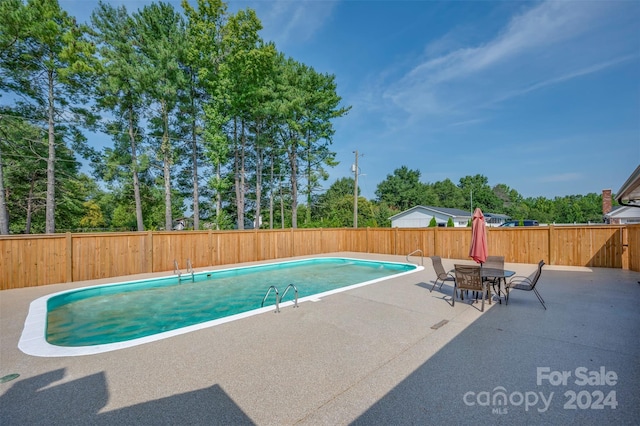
208,229,213,266
433,227,438,257
66,232,73,282
366,227,370,253
393,227,398,255
146,231,153,273
548,225,555,266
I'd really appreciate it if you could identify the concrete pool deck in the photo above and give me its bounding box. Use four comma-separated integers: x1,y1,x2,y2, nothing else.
1,252,639,425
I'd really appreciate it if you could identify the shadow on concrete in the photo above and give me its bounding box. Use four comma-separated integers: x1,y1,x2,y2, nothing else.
0,368,254,425
353,269,640,424
415,281,435,291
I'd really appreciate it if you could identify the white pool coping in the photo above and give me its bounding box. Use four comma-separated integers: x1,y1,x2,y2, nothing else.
18,257,423,357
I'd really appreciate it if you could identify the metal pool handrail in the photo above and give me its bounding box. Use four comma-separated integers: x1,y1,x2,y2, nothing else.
174,260,181,277
406,249,424,266
261,285,280,313
281,284,299,308
186,258,195,282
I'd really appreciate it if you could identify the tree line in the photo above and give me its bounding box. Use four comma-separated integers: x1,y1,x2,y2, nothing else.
0,0,613,234
0,0,349,234
302,167,613,228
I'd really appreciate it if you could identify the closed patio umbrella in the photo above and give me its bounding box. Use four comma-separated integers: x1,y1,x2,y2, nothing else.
469,207,488,264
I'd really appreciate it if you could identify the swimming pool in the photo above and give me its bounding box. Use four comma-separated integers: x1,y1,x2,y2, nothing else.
19,257,421,357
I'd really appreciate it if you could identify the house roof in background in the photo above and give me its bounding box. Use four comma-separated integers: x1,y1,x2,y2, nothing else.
615,165,640,205
389,206,472,220
604,205,640,218
425,206,472,217
484,213,510,219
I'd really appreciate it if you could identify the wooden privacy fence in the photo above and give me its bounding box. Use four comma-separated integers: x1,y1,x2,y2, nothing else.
0,225,634,290
628,224,640,272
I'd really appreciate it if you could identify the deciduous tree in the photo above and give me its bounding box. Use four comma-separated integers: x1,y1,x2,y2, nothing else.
375,166,435,210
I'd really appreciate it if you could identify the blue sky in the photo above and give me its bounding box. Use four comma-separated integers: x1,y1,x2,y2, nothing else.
61,0,640,200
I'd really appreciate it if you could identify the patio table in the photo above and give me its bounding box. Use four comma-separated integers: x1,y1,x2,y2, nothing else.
449,266,515,304
480,267,515,304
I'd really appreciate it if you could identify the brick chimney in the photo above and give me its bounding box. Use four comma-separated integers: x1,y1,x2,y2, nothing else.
602,189,612,215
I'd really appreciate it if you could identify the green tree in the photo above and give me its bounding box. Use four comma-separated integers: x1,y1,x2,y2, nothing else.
375,166,435,210
458,174,502,212
0,0,32,91
372,202,395,228
0,112,89,233
356,197,377,227
79,200,106,229
446,217,454,227
530,197,555,223
134,1,187,231
75,174,111,229
492,183,522,212
554,195,596,224
0,0,31,233
111,203,135,229
297,65,346,225
313,177,355,227
221,8,275,229
432,178,464,208
1,0,98,233
91,2,146,231
179,0,229,230
0,111,17,233
0,114,47,233
273,55,348,228
428,217,437,227
574,193,605,223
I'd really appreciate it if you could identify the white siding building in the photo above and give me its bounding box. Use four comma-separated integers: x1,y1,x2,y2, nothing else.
389,206,472,228
604,206,640,225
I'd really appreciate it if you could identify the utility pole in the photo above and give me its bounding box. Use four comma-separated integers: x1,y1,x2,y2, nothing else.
353,150,359,228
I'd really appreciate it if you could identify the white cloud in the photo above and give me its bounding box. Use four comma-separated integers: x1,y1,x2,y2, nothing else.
408,1,603,84
243,0,338,48
449,118,486,128
382,1,634,119
490,54,639,105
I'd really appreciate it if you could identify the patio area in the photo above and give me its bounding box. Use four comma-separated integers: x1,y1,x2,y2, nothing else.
1,252,639,425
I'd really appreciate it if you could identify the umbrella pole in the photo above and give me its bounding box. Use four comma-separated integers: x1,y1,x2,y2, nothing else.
478,262,484,301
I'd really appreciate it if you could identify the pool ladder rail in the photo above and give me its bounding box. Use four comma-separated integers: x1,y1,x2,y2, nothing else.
174,259,195,283
261,284,299,313
406,249,424,266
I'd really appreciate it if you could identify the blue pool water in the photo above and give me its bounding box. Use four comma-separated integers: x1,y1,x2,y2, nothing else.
43,257,417,349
